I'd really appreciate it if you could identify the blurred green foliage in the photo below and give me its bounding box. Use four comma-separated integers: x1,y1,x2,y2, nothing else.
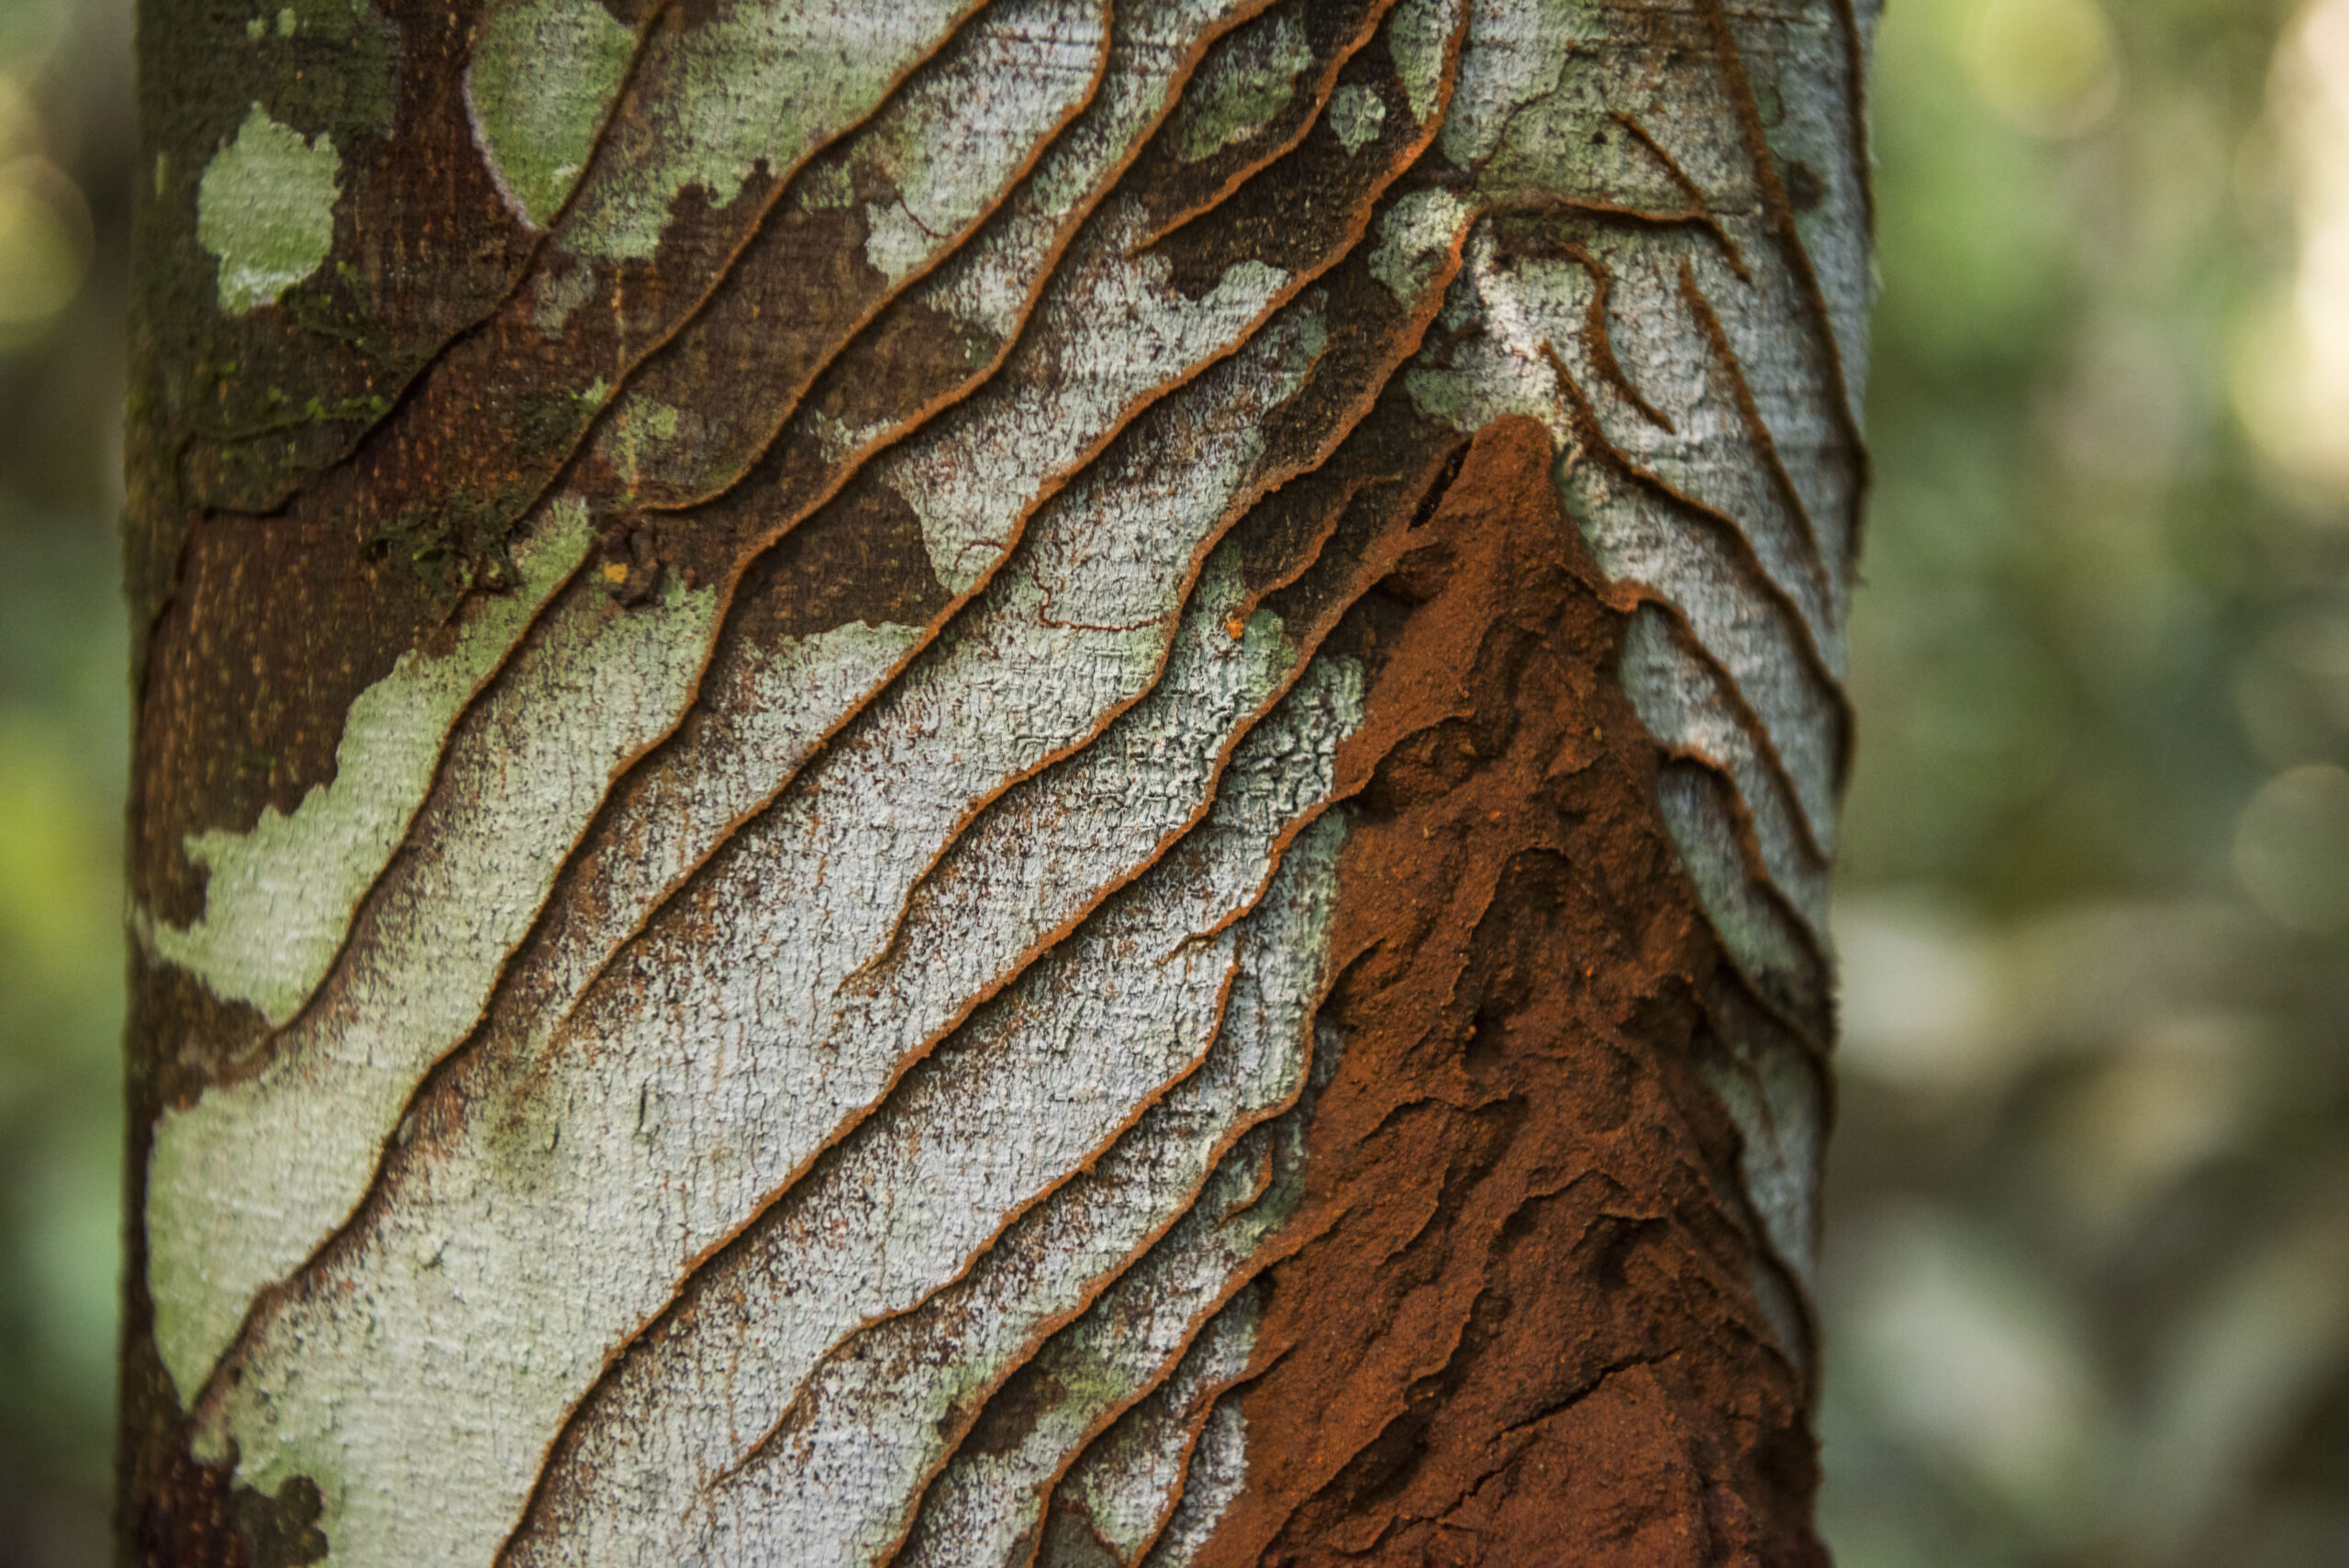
0,0,128,1562
1,0,2344,1564
1825,0,2349,1564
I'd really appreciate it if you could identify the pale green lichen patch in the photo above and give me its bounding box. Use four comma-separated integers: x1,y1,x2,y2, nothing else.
1329,83,1386,152
802,159,855,210
603,393,690,488
1437,0,1586,169
562,0,969,261
1169,7,1310,161
1367,187,1468,303
529,254,596,337
1404,339,1560,438
1404,231,1584,438
1388,0,1456,126
195,104,341,315
139,503,595,1026
465,0,637,228
152,555,723,1410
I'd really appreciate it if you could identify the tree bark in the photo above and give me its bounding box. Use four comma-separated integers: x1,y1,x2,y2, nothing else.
121,1,1873,1562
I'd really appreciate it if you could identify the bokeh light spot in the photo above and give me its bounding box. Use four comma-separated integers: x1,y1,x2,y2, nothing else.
1966,0,2121,139
0,153,90,328
2232,762,2349,932
2236,0,2349,493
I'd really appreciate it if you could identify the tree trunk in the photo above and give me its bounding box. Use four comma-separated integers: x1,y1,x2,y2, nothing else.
121,1,1872,1562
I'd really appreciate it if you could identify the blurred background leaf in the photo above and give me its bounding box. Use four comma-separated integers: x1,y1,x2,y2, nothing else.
1,0,2345,1564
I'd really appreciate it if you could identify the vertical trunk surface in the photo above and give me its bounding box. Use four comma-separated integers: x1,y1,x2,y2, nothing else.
122,1,1872,1563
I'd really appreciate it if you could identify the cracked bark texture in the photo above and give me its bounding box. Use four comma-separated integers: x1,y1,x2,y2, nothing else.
122,1,1873,1562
